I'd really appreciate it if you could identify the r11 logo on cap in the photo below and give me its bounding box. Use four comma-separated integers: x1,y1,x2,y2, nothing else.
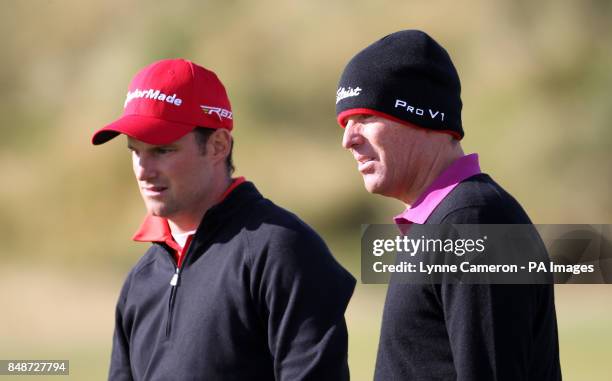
200,105,233,121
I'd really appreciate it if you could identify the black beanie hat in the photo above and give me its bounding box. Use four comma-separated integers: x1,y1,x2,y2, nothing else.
336,30,464,139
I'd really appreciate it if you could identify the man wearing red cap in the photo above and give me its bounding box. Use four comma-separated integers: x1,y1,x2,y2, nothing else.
93,58,355,380
337,31,561,380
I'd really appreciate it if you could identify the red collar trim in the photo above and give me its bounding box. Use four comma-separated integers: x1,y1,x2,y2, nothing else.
219,176,246,201
132,177,246,245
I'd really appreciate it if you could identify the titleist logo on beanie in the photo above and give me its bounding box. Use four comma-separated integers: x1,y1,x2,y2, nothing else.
335,30,464,139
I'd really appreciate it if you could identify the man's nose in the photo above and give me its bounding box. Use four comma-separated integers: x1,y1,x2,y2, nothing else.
133,154,157,181
342,120,363,149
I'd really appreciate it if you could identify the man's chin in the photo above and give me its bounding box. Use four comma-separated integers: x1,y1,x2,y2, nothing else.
363,179,384,195
363,179,397,199
145,202,173,218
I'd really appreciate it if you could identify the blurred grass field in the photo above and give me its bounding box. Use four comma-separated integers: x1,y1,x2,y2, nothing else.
1,0,611,379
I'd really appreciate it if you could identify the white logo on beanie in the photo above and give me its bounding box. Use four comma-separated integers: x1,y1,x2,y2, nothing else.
124,88,183,108
394,99,445,122
336,86,362,104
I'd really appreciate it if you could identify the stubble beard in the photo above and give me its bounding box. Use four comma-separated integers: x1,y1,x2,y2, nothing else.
143,195,180,219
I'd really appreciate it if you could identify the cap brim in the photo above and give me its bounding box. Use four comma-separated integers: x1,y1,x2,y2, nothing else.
91,114,196,145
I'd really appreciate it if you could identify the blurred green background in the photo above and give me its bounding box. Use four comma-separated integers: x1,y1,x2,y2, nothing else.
1,0,611,379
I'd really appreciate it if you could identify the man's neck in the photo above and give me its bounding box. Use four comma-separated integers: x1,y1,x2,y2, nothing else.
400,144,464,207
168,219,199,236
167,176,232,235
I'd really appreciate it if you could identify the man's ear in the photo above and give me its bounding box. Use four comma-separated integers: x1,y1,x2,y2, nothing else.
208,129,232,163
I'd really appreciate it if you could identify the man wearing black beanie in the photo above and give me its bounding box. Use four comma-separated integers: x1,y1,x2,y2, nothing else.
337,30,562,380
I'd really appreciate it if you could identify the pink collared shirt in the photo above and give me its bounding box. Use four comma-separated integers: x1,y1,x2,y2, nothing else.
394,154,481,226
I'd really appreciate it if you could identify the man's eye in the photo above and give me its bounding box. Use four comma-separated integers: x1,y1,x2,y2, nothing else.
154,148,173,154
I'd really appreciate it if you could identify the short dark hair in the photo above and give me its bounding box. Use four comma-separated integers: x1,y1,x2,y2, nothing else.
193,127,235,175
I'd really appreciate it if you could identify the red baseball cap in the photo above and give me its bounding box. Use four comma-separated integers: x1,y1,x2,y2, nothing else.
92,58,233,145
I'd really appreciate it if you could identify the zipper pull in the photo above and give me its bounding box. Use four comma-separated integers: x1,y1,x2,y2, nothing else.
170,268,180,286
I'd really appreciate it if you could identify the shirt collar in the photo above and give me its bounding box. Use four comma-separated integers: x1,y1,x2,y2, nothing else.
394,154,481,225
132,176,246,246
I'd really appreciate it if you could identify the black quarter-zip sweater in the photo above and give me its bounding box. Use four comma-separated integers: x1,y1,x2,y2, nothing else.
374,174,562,381
109,182,356,380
